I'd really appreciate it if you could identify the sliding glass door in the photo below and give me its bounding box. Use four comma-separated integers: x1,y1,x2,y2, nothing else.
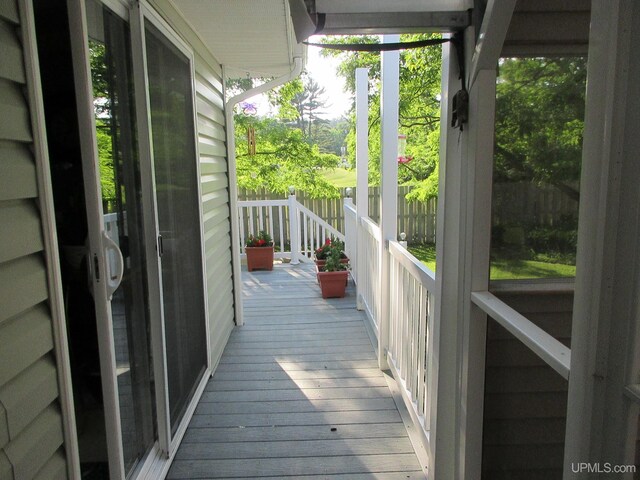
84,0,157,476
143,20,208,434
72,1,209,476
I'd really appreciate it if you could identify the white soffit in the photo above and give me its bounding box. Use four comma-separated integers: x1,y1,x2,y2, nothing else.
172,0,304,78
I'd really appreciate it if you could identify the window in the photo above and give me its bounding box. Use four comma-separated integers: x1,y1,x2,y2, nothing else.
490,57,586,281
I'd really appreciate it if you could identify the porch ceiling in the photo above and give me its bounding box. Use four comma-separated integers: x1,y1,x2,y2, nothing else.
289,0,474,40
502,0,591,56
172,0,305,78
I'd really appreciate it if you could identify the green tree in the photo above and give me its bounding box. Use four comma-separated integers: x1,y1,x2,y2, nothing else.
326,39,585,204
321,34,443,199
314,117,350,156
235,114,341,198
494,57,586,201
291,75,330,140
230,73,344,197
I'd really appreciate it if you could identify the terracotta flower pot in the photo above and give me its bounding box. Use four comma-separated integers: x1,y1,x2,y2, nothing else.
317,269,349,298
316,260,350,285
246,246,274,271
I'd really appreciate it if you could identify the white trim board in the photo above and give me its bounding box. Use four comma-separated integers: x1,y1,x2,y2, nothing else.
19,0,81,477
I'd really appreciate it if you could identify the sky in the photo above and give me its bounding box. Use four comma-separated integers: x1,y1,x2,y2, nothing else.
305,40,352,119
250,38,352,120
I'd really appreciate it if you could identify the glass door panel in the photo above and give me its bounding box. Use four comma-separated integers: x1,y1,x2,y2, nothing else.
143,20,208,433
86,1,156,474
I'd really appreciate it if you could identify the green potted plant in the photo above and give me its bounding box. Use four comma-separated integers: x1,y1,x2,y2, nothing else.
314,238,348,268
317,244,350,298
245,231,274,271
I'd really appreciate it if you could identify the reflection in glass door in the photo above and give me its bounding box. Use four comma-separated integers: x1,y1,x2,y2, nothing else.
144,20,208,434
86,1,156,474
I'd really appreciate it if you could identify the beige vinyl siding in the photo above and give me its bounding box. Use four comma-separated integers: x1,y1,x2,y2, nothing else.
149,0,236,370
195,54,235,368
0,2,69,479
482,288,573,480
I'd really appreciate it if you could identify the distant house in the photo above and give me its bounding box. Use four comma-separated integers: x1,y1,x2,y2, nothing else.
1,1,638,479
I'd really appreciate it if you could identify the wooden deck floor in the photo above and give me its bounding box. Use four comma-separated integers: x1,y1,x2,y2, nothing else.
168,263,426,479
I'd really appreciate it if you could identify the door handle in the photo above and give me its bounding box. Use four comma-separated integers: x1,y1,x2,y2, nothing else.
102,231,124,301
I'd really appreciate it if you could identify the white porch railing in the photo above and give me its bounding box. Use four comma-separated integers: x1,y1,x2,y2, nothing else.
345,199,383,334
387,240,436,434
344,198,436,454
237,195,344,264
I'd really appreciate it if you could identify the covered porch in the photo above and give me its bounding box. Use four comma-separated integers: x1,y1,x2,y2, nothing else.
167,263,427,479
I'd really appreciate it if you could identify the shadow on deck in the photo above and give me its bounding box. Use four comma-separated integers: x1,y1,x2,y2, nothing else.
168,263,427,479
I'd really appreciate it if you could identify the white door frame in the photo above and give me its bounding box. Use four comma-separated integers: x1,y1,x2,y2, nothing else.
19,0,82,477
65,1,213,478
137,0,213,457
67,0,127,477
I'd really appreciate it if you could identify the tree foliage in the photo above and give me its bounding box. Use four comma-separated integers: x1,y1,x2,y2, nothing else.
291,75,329,137
494,57,586,201
320,34,443,200
234,114,341,198
231,70,350,197
326,39,586,203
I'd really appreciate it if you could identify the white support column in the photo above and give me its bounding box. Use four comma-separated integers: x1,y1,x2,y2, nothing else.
288,192,300,264
355,67,369,310
378,35,400,370
430,38,466,480
564,0,640,472
459,69,496,480
431,28,497,478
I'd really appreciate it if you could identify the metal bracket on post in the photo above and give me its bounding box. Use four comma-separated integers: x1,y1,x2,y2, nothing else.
288,187,300,264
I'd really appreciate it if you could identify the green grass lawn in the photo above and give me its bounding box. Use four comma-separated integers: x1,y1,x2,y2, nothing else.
320,168,357,188
408,244,576,280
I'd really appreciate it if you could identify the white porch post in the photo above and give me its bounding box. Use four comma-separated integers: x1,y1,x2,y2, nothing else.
564,0,640,472
378,35,400,370
288,191,300,264
431,18,508,477
430,38,466,480
355,67,369,310
457,69,496,480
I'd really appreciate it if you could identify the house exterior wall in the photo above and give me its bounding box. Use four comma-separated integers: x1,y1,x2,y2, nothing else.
483,287,573,480
1,0,236,477
148,0,236,370
0,1,69,479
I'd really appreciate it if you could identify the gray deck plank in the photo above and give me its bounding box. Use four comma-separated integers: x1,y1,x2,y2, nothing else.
219,353,377,364
202,474,426,480
194,398,398,414
200,386,393,403
188,410,403,428
174,437,416,460
214,359,381,372
169,264,426,479
167,454,422,479
182,423,411,444
206,376,389,391
211,368,384,381
223,338,373,350
225,335,371,345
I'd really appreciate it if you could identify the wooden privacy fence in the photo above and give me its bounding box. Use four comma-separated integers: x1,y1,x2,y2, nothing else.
238,182,578,244
238,187,438,244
